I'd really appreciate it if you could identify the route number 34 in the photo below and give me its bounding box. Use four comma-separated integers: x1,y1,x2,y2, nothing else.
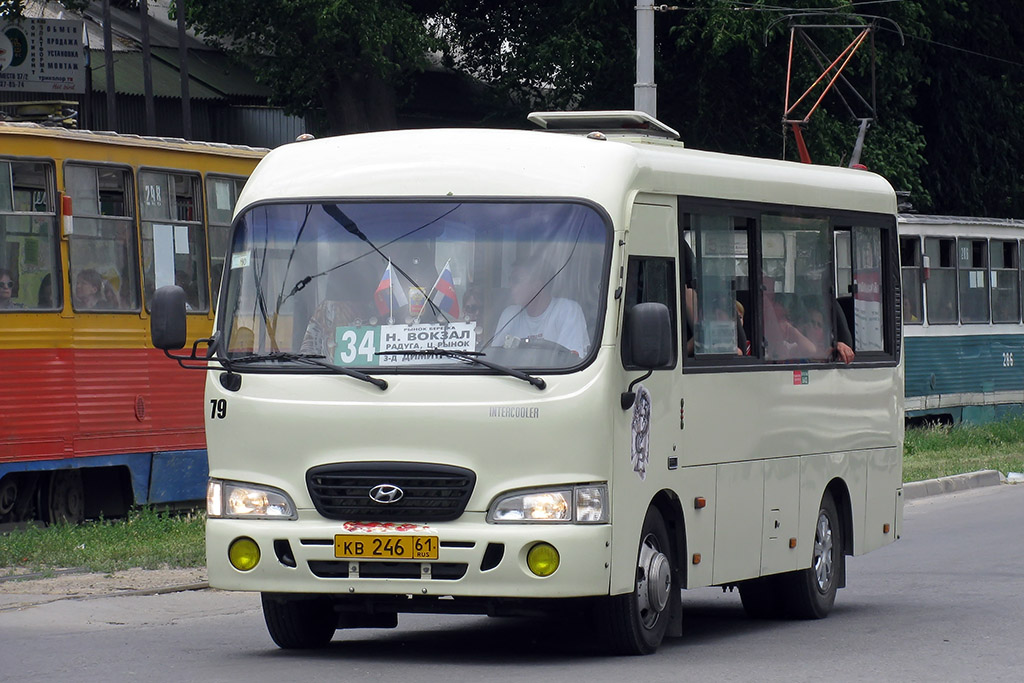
209,398,227,419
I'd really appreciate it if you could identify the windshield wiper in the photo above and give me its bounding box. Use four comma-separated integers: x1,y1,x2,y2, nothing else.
380,348,546,390
224,352,387,390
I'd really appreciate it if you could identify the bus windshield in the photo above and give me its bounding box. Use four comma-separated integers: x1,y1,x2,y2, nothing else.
219,201,610,372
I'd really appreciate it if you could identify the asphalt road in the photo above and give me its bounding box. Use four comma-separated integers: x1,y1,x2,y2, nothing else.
2,484,1022,682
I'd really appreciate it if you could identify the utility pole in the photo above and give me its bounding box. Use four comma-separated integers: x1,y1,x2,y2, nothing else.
140,0,156,135
177,3,192,139
102,0,116,130
635,0,656,116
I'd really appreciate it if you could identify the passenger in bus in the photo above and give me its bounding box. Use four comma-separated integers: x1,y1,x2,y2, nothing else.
830,299,855,363
37,273,53,309
0,268,20,309
176,270,198,311
300,267,373,361
793,304,855,364
74,269,117,310
462,286,487,349
462,287,483,322
763,293,816,360
492,259,589,357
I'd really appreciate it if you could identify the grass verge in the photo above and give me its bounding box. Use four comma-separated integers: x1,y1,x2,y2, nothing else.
0,507,205,575
903,418,1024,483
3,420,1024,572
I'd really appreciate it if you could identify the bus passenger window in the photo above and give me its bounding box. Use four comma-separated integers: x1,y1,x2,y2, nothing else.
851,226,886,352
958,238,989,323
991,240,1020,323
683,211,752,358
899,236,923,324
66,164,140,312
0,160,61,311
141,171,209,312
761,215,833,362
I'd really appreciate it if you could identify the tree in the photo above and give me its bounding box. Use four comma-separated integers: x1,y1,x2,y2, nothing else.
0,0,25,16
908,0,1024,216
179,0,442,134
11,1,1023,215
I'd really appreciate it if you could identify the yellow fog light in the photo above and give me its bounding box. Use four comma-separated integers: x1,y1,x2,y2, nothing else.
527,542,560,577
228,537,261,571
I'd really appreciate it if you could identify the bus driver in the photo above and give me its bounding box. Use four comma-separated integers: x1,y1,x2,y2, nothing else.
491,258,590,357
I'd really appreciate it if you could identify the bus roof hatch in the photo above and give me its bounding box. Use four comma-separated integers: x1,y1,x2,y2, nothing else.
527,110,680,141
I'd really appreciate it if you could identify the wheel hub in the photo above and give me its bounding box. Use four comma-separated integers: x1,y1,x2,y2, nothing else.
813,510,835,591
646,551,672,612
636,533,672,629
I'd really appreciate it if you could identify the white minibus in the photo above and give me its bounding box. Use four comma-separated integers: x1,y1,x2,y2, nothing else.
152,111,904,655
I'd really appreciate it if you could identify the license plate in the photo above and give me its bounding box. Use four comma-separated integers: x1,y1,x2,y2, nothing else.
334,534,439,560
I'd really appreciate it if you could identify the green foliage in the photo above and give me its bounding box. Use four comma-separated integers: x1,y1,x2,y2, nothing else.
436,0,632,117
0,508,205,573
21,0,1016,213
181,0,441,132
0,0,25,17
907,0,1024,215
904,419,1024,483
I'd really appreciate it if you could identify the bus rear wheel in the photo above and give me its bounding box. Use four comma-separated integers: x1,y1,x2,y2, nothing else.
261,593,337,649
598,507,674,655
780,492,842,619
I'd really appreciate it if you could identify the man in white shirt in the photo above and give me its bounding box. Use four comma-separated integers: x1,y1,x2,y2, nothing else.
492,260,590,357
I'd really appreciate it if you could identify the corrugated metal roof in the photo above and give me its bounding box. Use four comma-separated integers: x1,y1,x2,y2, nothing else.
89,50,225,100
151,47,269,99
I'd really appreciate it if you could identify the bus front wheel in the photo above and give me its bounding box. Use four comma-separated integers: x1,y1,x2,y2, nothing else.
261,593,337,649
598,507,674,655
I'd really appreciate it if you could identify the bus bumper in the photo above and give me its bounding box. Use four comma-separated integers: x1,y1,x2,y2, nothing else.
206,512,613,599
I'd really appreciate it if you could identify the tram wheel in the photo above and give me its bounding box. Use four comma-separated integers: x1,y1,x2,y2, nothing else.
0,477,17,517
46,470,85,525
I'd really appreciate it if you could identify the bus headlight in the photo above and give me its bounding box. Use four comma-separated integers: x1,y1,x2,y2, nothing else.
488,484,608,523
207,479,297,519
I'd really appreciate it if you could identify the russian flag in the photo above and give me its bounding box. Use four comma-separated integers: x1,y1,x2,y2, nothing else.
374,262,408,316
430,261,460,318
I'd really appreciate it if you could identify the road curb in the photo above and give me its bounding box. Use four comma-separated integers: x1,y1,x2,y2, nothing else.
903,469,1005,501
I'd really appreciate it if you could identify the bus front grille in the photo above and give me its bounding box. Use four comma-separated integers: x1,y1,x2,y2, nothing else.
306,462,476,522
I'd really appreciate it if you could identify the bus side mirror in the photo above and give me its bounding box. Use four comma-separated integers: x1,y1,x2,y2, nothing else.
151,285,188,350
625,302,673,369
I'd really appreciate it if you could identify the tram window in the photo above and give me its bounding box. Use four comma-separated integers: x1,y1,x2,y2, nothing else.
684,211,752,358
65,164,140,312
990,239,1020,323
0,160,61,311
140,171,209,312
899,236,923,324
206,176,246,299
925,237,958,323
761,215,833,362
958,238,989,323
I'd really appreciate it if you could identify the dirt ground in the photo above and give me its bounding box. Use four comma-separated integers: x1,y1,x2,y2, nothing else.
0,567,208,597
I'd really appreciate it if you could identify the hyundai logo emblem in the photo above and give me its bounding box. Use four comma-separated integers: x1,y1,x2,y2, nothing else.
368,484,404,504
